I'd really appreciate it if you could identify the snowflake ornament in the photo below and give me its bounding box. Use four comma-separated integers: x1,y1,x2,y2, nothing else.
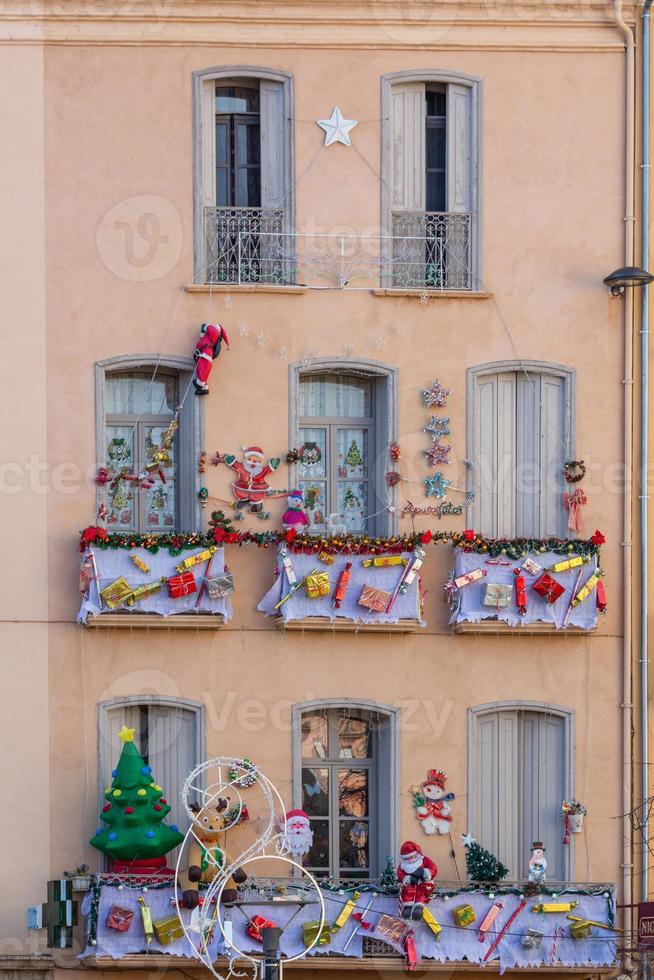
424,415,451,439
425,472,452,499
425,441,452,467
423,380,450,409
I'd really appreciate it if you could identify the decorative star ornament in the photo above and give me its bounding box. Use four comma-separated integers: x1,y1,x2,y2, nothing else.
425,472,452,499
461,832,475,847
317,107,358,147
423,380,450,409
425,441,452,467
118,724,136,743
424,415,451,439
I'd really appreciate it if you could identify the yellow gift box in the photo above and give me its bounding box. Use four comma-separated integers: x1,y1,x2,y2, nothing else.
99,576,132,609
569,920,593,940
152,914,185,945
305,572,330,599
452,904,476,927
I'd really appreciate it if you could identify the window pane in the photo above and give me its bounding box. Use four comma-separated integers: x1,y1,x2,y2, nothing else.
339,714,373,759
298,428,326,478
338,481,368,532
338,769,368,817
304,818,330,869
302,767,329,816
298,480,327,528
299,375,372,418
106,374,176,416
339,819,368,870
337,428,367,480
215,85,260,113
426,87,446,117
301,712,328,759
106,426,136,529
143,426,176,529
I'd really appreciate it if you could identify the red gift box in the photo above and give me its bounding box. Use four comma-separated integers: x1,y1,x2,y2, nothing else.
167,571,197,598
532,572,565,605
107,905,134,932
246,915,277,942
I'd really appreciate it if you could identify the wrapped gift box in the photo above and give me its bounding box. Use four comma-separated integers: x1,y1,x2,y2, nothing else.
99,576,132,609
453,568,486,588
206,573,234,599
305,571,330,598
152,914,185,945
302,920,331,946
167,571,197,599
452,904,476,927
482,583,513,608
532,572,565,605
106,906,134,932
358,584,391,612
569,920,593,940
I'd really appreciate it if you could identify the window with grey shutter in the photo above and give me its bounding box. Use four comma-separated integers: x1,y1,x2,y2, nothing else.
197,71,291,285
470,365,572,537
470,707,570,880
383,73,479,290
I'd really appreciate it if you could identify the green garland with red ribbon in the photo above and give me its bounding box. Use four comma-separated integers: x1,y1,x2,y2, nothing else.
80,513,605,559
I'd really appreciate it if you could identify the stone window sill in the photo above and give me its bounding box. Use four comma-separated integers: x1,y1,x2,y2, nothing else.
275,616,420,633
84,613,225,630
452,621,596,636
372,288,493,299
186,284,308,295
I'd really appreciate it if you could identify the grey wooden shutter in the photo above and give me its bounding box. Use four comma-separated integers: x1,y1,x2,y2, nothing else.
473,372,516,537
516,373,541,536
148,705,197,839
472,711,519,879
260,80,285,209
389,82,425,214
446,84,472,286
539,374,566,536
201,80,216,208
473,709,567,883
446,84,472,214
519,712,566,880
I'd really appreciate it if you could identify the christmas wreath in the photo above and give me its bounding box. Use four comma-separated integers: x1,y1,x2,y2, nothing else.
563,460,587,484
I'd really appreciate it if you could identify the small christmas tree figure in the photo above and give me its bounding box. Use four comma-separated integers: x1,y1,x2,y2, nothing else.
90,725,184,862
378,856,399,892
344,440,363,468
461,833,509,883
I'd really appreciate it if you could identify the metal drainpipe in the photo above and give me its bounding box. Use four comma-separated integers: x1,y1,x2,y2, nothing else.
641,0,653,911
613,0,636,951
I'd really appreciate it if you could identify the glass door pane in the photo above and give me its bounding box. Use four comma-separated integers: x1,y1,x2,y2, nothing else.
105,425,136,529
142,425,176,530
337,428,368,532
298,426,328,529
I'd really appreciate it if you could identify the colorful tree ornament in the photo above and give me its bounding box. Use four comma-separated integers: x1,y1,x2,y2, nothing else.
422,380,450,409
345,440,363,468
424,416,451,440
425,441,452,467
461,833,509,883
425,473,452,499
90,725,184,864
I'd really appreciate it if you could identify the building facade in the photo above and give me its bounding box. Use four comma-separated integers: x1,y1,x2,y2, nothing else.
0,0,643,976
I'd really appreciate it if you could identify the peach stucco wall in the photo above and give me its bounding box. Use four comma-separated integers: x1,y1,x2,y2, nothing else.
0,0,635,958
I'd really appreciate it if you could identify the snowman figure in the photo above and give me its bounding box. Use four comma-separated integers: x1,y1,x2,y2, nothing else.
282,490,309,530
528,841,547,884
413,769,455,836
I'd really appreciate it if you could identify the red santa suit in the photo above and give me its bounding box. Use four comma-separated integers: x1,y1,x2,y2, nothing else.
193,323,230,396
221,447,280,515
397,841,437,919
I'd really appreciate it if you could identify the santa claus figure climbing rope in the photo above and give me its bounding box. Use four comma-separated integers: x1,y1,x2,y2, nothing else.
193,322,230,396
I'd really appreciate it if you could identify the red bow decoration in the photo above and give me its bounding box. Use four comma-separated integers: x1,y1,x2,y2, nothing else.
352,912,372,930
591,529,606,546
562,488,587,533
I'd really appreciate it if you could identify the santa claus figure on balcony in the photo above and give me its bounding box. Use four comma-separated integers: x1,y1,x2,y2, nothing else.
215,446,280,519
397,840,437,920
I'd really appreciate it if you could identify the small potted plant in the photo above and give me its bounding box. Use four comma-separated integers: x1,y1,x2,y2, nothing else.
63,863,91,892
562,800,586,839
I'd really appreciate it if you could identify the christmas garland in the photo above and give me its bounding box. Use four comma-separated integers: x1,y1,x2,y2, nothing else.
81,521,605,560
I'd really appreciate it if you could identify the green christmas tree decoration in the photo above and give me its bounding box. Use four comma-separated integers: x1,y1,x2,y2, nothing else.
462,833,509,883
345,440,363,468
378,856,399,892
90,725,184,861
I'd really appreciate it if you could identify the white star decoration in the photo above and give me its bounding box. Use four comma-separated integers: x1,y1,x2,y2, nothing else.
461,832,475,847
317,107,358,147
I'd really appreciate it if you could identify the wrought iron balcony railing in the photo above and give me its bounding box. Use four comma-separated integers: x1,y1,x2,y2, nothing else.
390,210,472,290
199,207,473,289
203,207,288,286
